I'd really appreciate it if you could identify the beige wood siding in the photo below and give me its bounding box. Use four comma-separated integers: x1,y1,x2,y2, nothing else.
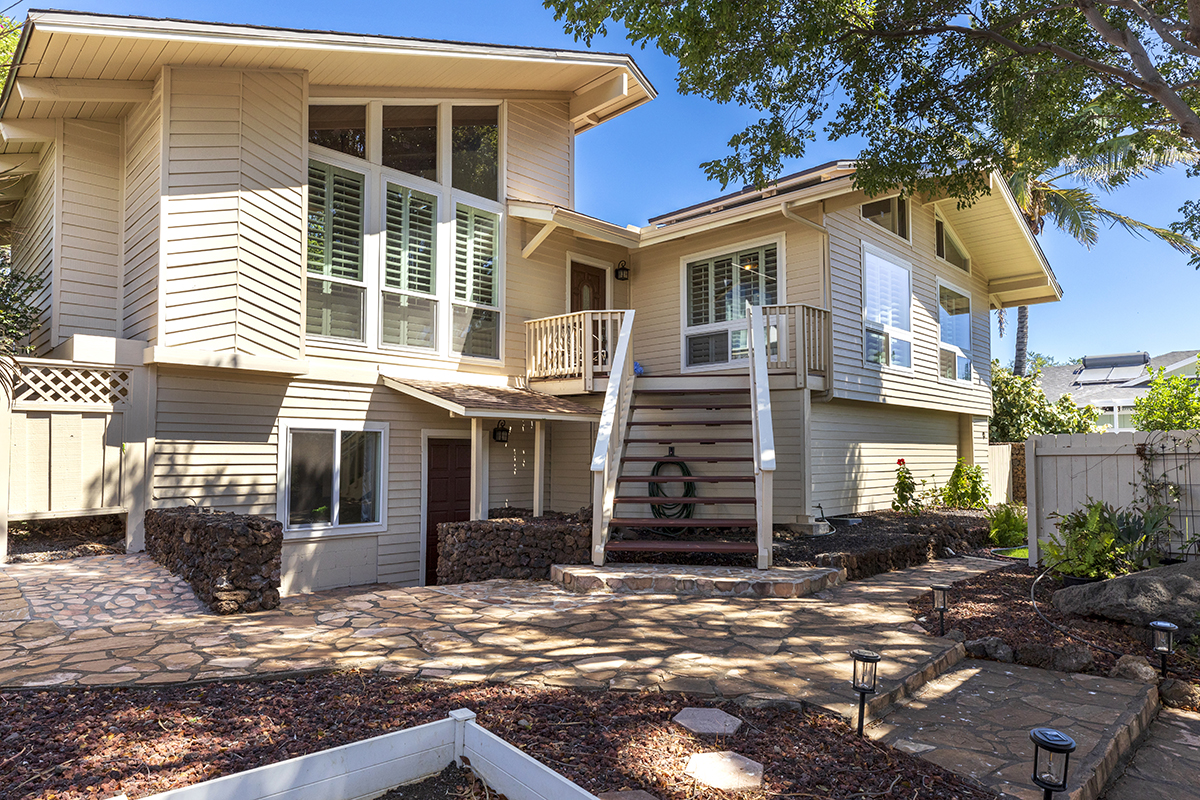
549,418,596,513
123,78,163,343
631,214,825,375
153,369,475,590
489,420,538,512
825,194,992,415
811,398,960,516
59,119,122,340
506,101,572,206
11,144,56,355
9,410,123,516
162,67,305,359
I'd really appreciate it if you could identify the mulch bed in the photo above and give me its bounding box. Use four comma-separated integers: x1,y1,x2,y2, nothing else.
0,672,995,800
377,763,474,799
908,564,1200,692
5,515,125,564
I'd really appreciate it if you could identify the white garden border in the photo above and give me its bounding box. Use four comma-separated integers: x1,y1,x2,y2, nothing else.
106,709,599,800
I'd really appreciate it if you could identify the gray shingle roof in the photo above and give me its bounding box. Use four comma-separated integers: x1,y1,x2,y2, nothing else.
1039,350,1200,405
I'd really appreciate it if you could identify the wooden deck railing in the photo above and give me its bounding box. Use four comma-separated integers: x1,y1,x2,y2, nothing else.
758,303,832,387
526,310,628,391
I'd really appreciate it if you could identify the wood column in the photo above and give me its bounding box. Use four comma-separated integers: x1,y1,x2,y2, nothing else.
469,418,489,521
533,420,545,517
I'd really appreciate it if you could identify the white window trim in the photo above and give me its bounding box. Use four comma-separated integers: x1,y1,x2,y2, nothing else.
936,277,973,384
277,418,390,540
677,234,787,374
1093,400,1138,433
861,241,914,373
861,192,912,245
564,251,614,312
935,212,971,275
304,98,507,363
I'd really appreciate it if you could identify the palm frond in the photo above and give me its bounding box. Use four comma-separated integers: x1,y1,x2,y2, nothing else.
1040,186,1100,248
1056,134,1200,189
1092,207,1200,256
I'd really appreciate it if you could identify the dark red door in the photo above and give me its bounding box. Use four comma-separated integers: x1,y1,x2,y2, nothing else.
570,262,607,312
426,439,472,586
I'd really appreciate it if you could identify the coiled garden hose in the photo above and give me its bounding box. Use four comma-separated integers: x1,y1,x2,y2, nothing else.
649,458,696,520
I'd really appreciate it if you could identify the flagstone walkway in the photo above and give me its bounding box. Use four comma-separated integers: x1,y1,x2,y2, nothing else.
0,554,999,716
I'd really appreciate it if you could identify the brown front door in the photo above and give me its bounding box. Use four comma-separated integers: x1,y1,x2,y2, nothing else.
426,438,472,586
570,262,607,313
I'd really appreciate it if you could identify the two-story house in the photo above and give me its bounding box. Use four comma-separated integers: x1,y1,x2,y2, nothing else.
1,11,1061,593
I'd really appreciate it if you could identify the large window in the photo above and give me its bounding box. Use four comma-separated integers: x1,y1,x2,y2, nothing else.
283,422,387,536
683,243,778,368
863,247,912,368
306,101,503,359
938,282,972,381
862,196,909,240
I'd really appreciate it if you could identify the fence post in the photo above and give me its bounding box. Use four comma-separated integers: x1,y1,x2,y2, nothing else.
1025,437,1038,566
449,708,476,766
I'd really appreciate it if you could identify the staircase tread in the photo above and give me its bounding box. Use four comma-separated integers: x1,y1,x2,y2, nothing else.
610,517,757,527
628,419,750,426
614,496,756,504
616,476,756,482
625,437,754,443
605,540,758,553
621,456,754,462
631,403,752,410
634,389,747,395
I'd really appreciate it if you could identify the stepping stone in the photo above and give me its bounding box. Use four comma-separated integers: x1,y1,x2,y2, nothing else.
684,751,763,791
598,792,660,800
674,707,743,736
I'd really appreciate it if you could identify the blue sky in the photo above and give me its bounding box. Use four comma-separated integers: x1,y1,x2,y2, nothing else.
18,0,1198,365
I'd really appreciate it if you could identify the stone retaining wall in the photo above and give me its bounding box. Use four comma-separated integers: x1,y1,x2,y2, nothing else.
146,507,282,614
812,522,990,581
438,515,590,584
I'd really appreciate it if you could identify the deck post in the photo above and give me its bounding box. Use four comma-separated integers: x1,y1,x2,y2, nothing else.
470,418,489,521
124,365,155,553
0,364,11,563
532,420,545,517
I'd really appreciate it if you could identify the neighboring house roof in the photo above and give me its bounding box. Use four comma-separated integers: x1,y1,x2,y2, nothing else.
0,9,655,137
1040,350,1200,405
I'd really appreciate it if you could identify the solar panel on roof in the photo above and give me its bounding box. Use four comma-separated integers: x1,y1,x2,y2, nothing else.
1075,367,1114,384
1107,366,1146,381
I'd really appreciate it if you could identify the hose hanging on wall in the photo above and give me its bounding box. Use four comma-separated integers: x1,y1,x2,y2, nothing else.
649,452,697,520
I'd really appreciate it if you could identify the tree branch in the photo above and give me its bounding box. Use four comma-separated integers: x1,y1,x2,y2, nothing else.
1092,0,1200,57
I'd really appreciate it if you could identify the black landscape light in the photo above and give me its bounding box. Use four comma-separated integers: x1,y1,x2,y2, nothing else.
492,420,510,443
1029,727,1076,799
850,648,881,737
1150,620,1178,678
615,260,630,281
931,584,951,636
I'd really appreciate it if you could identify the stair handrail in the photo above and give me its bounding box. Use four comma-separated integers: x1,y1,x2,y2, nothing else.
590,309,636,565
747,303,776,569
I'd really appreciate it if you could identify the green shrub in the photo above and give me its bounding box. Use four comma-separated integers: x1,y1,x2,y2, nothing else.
1044,499,1173,578
891,458,922,515
985,504,1027,547
940,459,990,509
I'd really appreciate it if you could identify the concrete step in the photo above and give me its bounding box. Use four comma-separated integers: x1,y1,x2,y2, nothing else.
869,660,1159,800
552,563,845,598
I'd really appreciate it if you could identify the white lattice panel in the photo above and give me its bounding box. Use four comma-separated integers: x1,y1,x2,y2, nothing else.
13,364,131,408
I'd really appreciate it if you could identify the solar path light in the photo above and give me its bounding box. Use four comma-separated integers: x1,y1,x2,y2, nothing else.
850,648,881,737
931,584,951,636
1029,727,1076,800
1150,620,1178,678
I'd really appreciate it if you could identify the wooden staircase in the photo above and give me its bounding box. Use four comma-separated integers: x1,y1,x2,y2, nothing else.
606,384,761,557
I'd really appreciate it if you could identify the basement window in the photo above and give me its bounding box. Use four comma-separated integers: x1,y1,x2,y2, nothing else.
282,421,388,536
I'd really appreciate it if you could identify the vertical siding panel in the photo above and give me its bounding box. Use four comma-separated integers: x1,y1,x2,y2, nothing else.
25,413,51,512
9,413,28,515
50,413,83,511
123,75,163,342
79,413,107,509
11,145,56,355
59,119,122,339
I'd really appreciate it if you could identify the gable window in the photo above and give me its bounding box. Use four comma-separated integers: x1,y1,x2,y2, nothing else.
684,243,778,368
938,282,972,381
936,218,970,272
307,162,366,340
863,247,912,368
306,100,504,359
283,421,387,536
862,196,908,240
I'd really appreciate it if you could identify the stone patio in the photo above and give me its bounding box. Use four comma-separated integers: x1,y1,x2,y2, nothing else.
552,563,845,597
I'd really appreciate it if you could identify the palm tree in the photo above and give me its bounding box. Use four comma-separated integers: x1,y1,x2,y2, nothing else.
1003,136,1200,375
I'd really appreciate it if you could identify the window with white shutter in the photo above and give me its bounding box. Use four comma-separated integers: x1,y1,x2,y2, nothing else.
307,161,366,340
862,247,912,368
381,184,438,349
452,204,500,359
683,243,778,368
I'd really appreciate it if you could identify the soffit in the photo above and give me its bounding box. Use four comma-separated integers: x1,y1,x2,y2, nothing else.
0,11,654,133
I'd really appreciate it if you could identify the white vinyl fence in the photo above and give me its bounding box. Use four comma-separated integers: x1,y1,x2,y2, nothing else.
110,709,600,800
988,443,1013,503
1026,430,1200,564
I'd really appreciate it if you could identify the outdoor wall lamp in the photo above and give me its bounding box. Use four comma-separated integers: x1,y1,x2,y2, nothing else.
492,420,510,443
850,648,881,737
1029,727,1076,799
931,584,951,636
1150,620,1178,678
615,260,630,281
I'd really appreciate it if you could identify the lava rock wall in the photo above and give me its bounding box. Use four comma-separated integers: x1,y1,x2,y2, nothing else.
146,507,282,614
437,515,590,584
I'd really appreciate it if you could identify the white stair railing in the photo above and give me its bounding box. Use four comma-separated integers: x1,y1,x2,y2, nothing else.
589,310,637,566
747,304,776,569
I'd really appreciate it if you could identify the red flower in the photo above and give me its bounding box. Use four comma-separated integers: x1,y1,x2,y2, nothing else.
897,459,906,466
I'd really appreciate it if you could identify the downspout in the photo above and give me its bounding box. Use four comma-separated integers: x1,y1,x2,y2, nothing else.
781,201,833,403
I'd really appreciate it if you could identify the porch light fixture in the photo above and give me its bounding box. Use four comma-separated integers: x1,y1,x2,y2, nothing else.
1029,727,1076,799
492,420,510,443
931,584,951,636
615,260,630,281
1150,620,1178,678
850,648,881,737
